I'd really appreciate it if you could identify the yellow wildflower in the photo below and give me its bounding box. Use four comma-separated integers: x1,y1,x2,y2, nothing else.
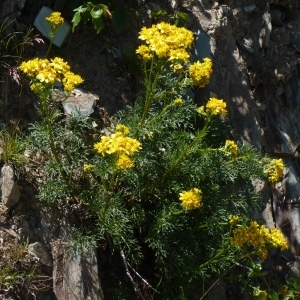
83,164,95,172
254,289,267,300
19,57,83,94
173,98,183,106
116,124,130,135
189,58,213,87
205,98,227,117
264,159,284,184
172,64,183,73
228,215,239,226
136,22,194,62
62,71,84,93
179,188,202,210
136,45,153,60
231,220,288,261
94,131,141,157
225,140,238,157
45,12,64,33
117,154,134,169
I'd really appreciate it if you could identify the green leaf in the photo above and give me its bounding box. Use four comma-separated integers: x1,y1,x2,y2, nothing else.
176,11,188,21
267,290,279,300
72,11,82,32
86,2,95,11
90,8,103,19
92,17,104,34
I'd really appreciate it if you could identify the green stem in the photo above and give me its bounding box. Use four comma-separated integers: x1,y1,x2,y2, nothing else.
39,92,70,189
162,118,210,181
199,245,228,270
140,60,164,126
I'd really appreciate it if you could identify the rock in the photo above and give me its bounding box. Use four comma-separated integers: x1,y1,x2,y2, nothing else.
28,241,53,267
52,242,104,300
243,4,257,13
62,89,98,118
0,0,14,19
1,165,21,208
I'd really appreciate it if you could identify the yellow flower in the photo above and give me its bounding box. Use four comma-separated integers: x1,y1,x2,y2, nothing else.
136,45,153,60
116,124,130,135
19,57,84,94
189,58,213,87
205,98,227,116
231,220,288,261
62,71,84,93
264,159,284,184
136,22,194,62
94,131,142,157
179,188,202,210
228,215,239,226
83,164,95,172
225,140,238,157
173,98,183,106
45,12,64,33
253,289,267,300
117,154,134,169
172,63,183,73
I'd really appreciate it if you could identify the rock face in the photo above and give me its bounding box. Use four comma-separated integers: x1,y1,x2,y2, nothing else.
184,0,300,253
28,241,53,267
52,242,103,300
1,164,21,208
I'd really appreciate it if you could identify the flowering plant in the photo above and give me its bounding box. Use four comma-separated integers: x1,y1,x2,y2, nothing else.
18,20,287,299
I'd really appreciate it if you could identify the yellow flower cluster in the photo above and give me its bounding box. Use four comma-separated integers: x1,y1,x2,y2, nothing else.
136,22,194,62
94,125,141,170
254,289,267,300
83,164,95,172
19,57,84,93
45,12,64,32
173,98,183,106
228,214,239,226
231,221,288,260
179,188,202,210
189,58,213,87
264,159,284,184
206,97,227,116
225,140,238,157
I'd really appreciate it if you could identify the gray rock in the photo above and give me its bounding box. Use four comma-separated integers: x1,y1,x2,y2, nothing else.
28,241,53,267
52,242,104,300
62,89,98,118
1,165,21,208
243,4,256,13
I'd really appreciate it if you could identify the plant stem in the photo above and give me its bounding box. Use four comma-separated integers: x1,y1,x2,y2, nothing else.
162,118,210,181
140,60,164,125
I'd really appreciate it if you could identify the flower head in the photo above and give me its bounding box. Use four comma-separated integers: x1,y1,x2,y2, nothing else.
46,12,64,33
179,188,202,210
116,124,130,136
228,215,239,226
62,71,84,93
117,154,134,169
224,140,238,157
173,98,183,106
136,22,194,62
264,159,284,184
83,164,95,172
231,221,288,261
205,98,227,117
189,58,213,87
19,57,83,94
94,130,141,157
